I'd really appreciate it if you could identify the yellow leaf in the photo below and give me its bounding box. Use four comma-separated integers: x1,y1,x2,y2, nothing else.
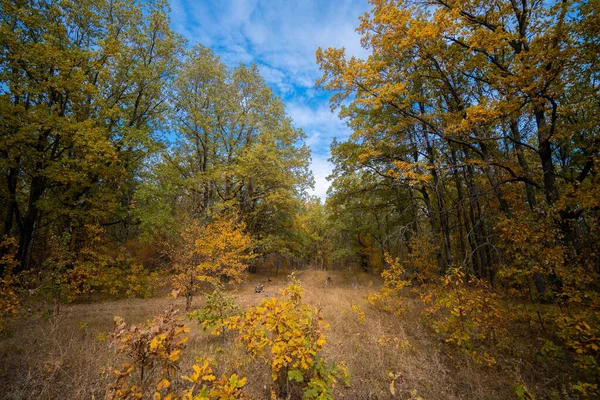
157,378,171,390
177,336,189,345
168,350,181,362
149,337,161,351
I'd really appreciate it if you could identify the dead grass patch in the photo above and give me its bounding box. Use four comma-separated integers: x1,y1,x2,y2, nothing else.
0,269,551,399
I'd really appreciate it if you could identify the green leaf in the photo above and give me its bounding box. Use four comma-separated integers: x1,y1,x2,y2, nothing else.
288,369,304,383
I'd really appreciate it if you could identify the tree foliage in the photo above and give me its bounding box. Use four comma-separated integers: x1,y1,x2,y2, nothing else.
0,0,183,273
137,44,312,258
172,214,254,310
316,0,600,394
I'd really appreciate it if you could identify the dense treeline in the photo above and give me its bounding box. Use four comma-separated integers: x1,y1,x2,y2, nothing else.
317,0,599,286
0,0,311,295
136,44,312,255
314,0,600,394
1,0,182,274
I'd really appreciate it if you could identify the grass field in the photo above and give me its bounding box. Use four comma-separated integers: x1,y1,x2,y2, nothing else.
1,270,541,399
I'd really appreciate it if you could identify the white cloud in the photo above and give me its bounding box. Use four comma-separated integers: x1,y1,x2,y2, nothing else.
287,102,351,201
212,44,254,66
227,0,259,24
288,103,352,201
307,155,334,200
304,131,321,148
287,102,350,141
171,0,370,86
257,63,295,93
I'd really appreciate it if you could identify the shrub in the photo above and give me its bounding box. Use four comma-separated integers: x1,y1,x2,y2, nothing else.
105,308,247,400
41,227,159,309
188,288,241,337
422,268,506,366
226,275,348,399
180,360,247,400
106,309,189,399
367,253,410,315
551,309,600,395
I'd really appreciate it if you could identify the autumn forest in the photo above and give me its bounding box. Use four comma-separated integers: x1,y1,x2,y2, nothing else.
1,0,599,398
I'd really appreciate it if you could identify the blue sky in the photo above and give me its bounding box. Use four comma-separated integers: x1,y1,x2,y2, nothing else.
169,0,370,200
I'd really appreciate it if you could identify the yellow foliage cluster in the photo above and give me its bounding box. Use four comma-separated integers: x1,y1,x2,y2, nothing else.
172,214,254,310
367,253,411,315
106,308,246,400
404,235,439,283
422,268,506,366
226,276,348,399
350,304,365,323
179,360,246,400
107,309,190,399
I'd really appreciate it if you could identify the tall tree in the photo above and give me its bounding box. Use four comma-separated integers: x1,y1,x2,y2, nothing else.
137,45,312,258
0,0,183,272
316,0,599,283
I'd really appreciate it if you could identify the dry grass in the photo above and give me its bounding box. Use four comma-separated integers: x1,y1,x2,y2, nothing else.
1,269,531,399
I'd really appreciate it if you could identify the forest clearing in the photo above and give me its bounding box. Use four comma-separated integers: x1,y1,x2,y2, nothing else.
1,0,599,398
0,269,569,399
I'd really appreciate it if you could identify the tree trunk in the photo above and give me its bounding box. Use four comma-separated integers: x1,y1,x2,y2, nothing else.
509,120,537,209
16,175,46,272
449,148,469,274
534,106,558,205
419,186,445,273
464,163,488,279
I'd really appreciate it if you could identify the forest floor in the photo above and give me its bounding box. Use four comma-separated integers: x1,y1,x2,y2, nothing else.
1,269,522,399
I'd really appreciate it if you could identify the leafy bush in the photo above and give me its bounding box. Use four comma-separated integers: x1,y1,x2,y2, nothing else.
106,308,190,399
180,360,246,400
106,308,247,399
551,309,600,395
226,275,348,399
188,288,241,336
41,227,159,309
422,268,506,366
367,253,410,315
